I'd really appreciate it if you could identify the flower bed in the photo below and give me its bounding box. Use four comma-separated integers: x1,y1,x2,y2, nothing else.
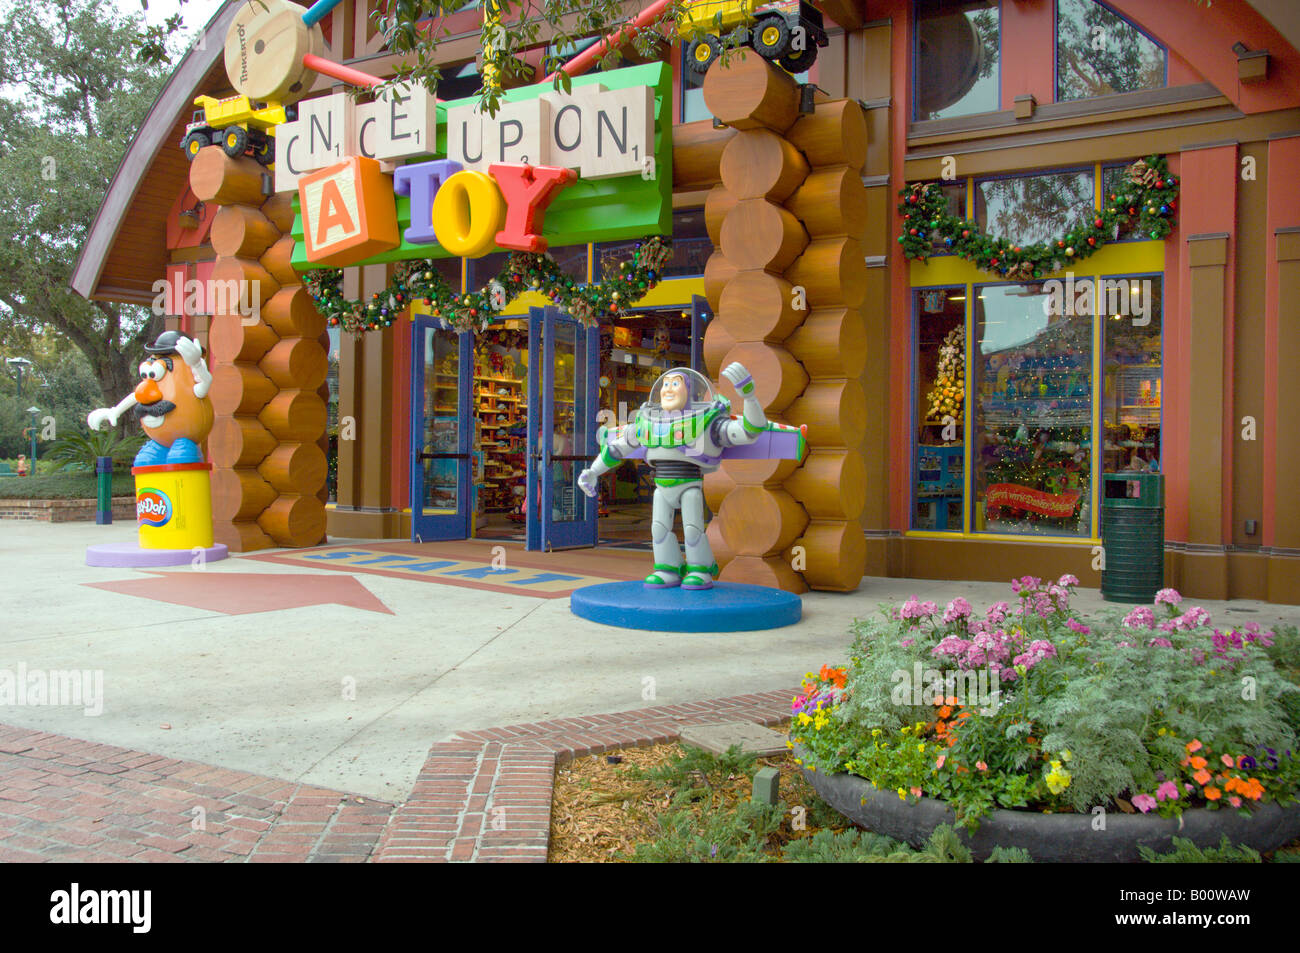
790,580,1300,860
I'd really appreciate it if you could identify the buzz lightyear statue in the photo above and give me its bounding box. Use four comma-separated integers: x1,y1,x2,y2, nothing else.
578,363,783,591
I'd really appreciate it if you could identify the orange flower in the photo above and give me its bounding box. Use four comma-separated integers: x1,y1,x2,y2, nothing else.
938,706,952,719
1188,756,1207,770
1186,739,1203,753
945,696,958,706
957,712,973,722
1204,786,1221,801
1193,769,1212,785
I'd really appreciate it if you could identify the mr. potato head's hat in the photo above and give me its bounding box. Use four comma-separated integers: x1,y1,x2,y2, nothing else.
144,330,198,357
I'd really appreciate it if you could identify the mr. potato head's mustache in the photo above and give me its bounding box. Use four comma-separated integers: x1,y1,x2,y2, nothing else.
133,400,177,420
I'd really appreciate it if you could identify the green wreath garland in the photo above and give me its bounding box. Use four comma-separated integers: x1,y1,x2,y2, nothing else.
304,236,673,334
899,156,1179,280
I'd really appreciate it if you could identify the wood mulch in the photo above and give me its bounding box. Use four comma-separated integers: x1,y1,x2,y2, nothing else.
548,727,847,863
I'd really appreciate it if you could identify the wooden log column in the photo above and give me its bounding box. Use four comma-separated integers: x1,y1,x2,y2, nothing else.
702,52,869,593
190,147,328,551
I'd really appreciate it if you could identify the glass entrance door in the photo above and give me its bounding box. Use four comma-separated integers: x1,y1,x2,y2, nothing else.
525,306,599,550
410,315,473,541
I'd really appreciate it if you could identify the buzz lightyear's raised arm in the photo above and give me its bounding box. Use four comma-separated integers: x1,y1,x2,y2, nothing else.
715,362,768,447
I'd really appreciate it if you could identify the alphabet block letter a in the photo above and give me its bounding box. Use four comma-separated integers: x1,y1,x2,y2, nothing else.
299,156,400,266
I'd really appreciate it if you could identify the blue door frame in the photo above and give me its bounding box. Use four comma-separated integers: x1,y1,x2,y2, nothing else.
526,306,600,551
410,315,474,541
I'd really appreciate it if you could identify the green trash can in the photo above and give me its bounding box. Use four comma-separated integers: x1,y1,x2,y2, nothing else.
1100,472,1165,603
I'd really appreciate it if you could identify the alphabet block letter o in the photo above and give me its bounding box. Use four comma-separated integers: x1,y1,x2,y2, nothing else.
432,171,507,258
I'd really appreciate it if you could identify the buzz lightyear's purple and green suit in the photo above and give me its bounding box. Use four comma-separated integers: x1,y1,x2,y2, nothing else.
577,364,806,591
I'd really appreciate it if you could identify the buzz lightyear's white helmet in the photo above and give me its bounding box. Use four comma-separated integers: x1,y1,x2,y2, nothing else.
647,367,715,407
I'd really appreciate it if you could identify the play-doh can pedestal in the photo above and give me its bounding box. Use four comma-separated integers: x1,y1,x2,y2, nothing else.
133,462,213,549
84,462,228,567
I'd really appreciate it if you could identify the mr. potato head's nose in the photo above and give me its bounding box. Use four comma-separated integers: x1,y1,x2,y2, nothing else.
135,378,164,406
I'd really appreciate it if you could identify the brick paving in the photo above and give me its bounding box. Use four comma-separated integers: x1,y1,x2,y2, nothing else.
372,689,794,863
0,688,793,863
0,724,394,862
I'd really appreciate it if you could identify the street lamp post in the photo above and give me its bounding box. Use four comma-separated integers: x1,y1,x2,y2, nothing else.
26,406,39,475
6,357,32,397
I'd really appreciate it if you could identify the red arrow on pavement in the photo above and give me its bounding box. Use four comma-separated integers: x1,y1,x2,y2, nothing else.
84,572,393,615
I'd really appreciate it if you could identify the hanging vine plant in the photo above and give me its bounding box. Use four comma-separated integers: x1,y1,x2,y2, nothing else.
898,155,1179,280
304,236,674,334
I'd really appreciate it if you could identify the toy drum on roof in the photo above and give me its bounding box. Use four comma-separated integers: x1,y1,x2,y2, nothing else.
132,462,215,550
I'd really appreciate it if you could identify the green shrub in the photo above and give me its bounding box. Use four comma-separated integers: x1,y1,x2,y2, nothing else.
628,794,783,863
1138,836,1261,863
0,471,134,499
44,428,143,473
986,845,1034,863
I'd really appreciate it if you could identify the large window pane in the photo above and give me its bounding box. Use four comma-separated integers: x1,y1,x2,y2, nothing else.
1102,275,1162,473
915,0,1000,120
976,169,1094,249
1057,0,1166,101
913,287,967,532
973,283,1093,537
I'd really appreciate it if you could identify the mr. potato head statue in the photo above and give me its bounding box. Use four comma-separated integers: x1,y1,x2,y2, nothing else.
87,331,214,466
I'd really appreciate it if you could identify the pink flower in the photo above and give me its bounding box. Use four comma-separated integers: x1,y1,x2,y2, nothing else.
1154,781,1179,801
910,786,922,797
1229,796,1242,808
1122,606,1155,629
943,598,973,623
1154,588,1182,606
1058,574,1079,587
1148,637,1173,648
1132,794,1157,813
1221,754,1234,767
976,761,987,772
900,638,915,648
1066,618,1091,635
1181,606,1212,629
935,754,946,769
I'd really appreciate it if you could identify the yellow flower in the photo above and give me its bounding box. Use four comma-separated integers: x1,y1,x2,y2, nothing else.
1061,749,1072,762
917,744,925,752
808,765,817,773
1157,728,1167,736
798,713,812,726
897,787,907,800
871,728,881,737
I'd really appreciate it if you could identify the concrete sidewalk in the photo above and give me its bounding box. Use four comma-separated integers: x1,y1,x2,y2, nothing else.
2,520,1296,803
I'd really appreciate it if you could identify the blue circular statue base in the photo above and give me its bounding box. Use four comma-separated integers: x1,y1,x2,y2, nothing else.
570,581,802,632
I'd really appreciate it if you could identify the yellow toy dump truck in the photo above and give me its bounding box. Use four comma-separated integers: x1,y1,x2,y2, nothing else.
679,0,828,75
180,94,294,166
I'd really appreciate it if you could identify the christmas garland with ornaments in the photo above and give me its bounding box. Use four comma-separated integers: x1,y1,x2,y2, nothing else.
898,156,1179,279
304,236,673,334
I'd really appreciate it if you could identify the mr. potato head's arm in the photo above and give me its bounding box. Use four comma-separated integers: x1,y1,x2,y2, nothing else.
87,393,138,432
174,335,212,399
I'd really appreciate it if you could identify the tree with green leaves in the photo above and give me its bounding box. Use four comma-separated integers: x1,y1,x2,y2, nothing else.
0,0,174,437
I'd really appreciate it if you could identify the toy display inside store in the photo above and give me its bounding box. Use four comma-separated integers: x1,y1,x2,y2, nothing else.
438,308,696,542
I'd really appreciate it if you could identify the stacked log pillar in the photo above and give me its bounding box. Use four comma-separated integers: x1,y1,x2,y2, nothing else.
190,147,328,550
702,51,869,592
